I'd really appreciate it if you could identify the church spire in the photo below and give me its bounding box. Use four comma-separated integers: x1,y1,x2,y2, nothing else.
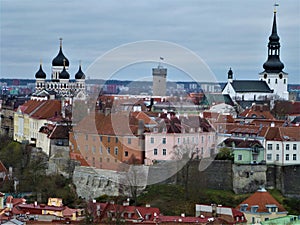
262,7,284,73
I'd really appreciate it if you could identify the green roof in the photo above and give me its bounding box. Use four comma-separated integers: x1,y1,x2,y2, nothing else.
261,215,300,225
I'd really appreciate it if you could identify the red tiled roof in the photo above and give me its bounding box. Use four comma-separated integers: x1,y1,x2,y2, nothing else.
18,203,64,211
265,127,300,141
31,100,61,119
63,206,78,217
237,189,286,213
239,104,275,120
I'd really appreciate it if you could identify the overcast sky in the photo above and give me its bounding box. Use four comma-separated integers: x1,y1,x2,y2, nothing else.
1,0,299,83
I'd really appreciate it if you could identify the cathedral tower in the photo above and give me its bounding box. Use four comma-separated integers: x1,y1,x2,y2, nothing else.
259,7,288,100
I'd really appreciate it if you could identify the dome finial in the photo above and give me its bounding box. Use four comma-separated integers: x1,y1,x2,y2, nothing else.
274,2,279,13
63,58,66,67
40,58,42,66
59,37,63,48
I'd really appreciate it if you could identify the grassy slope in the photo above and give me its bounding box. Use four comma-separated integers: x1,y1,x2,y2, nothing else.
137,184,300,216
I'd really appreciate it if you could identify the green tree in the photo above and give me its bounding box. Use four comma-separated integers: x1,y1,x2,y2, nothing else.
215,147,234,161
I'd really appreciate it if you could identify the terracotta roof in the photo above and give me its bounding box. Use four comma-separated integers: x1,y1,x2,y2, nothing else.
222,138,263,148
237,189,286,213
30,100,61,119
18,203,64,211
239,104,275,120
265,126,300,141
63,206,78,217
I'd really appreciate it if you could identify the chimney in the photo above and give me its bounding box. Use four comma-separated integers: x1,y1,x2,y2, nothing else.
181,213,185,217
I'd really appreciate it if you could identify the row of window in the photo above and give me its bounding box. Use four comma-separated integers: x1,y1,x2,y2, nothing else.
82,145,119,156
149,136,213,145
267,143,297,151
75,134,132,145
267,153,297,161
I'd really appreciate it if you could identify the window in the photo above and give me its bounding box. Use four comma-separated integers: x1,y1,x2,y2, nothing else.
238,155,243,161
268,79,270,84
93,136,96,142
267,144,272,150
177,138,180,144
240,204,248,212
107,147,111,154
107,158,110,163
293,154,297,161
92,146,96,153
100,157,102,162
201,136,204,143
99,146,103,154
85,134,88,141
85,145,89,151
276,144,279,150
293,144,297,150
275,78,277,84
286,144,290,150
162,138,166,144
154,148,158,155
163,149,166,156
115,137,118,143
150,137,154,144
286,154,289,161
276,154,279,161
124,151,128,157
250,206,258,213
267,154,272,161
100,135,103,142
107,137,111,143
284,79,286,84
114,147,118,155
128,138,131,144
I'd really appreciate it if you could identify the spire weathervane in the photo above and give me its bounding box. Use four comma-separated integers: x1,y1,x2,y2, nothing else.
274,2,279,13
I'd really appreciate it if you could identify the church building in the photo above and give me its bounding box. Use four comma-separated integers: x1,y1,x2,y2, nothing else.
32,38,86,100
222,7,289,103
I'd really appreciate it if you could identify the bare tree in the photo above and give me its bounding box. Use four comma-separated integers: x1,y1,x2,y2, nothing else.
172,144,197,200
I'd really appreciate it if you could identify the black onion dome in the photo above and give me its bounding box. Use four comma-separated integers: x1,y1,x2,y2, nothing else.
263,57,284,73
52,39,69,67
35,64,46,79
59,66,70,79
75,65,86,79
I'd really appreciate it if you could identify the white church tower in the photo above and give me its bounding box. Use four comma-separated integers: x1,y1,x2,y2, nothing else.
259,7,289,100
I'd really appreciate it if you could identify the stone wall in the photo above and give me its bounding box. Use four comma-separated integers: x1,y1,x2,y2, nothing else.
232,164,267,194
73,165,148,200
175,159,233,191
266,165,300,198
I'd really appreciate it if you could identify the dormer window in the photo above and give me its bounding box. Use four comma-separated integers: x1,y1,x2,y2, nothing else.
250,205,259,213
266,204,277,213
240,204,248,212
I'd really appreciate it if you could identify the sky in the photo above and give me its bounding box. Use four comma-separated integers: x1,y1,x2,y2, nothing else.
0,0,299,83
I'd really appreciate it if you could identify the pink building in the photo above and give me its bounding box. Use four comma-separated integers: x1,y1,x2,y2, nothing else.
144,113,216,165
